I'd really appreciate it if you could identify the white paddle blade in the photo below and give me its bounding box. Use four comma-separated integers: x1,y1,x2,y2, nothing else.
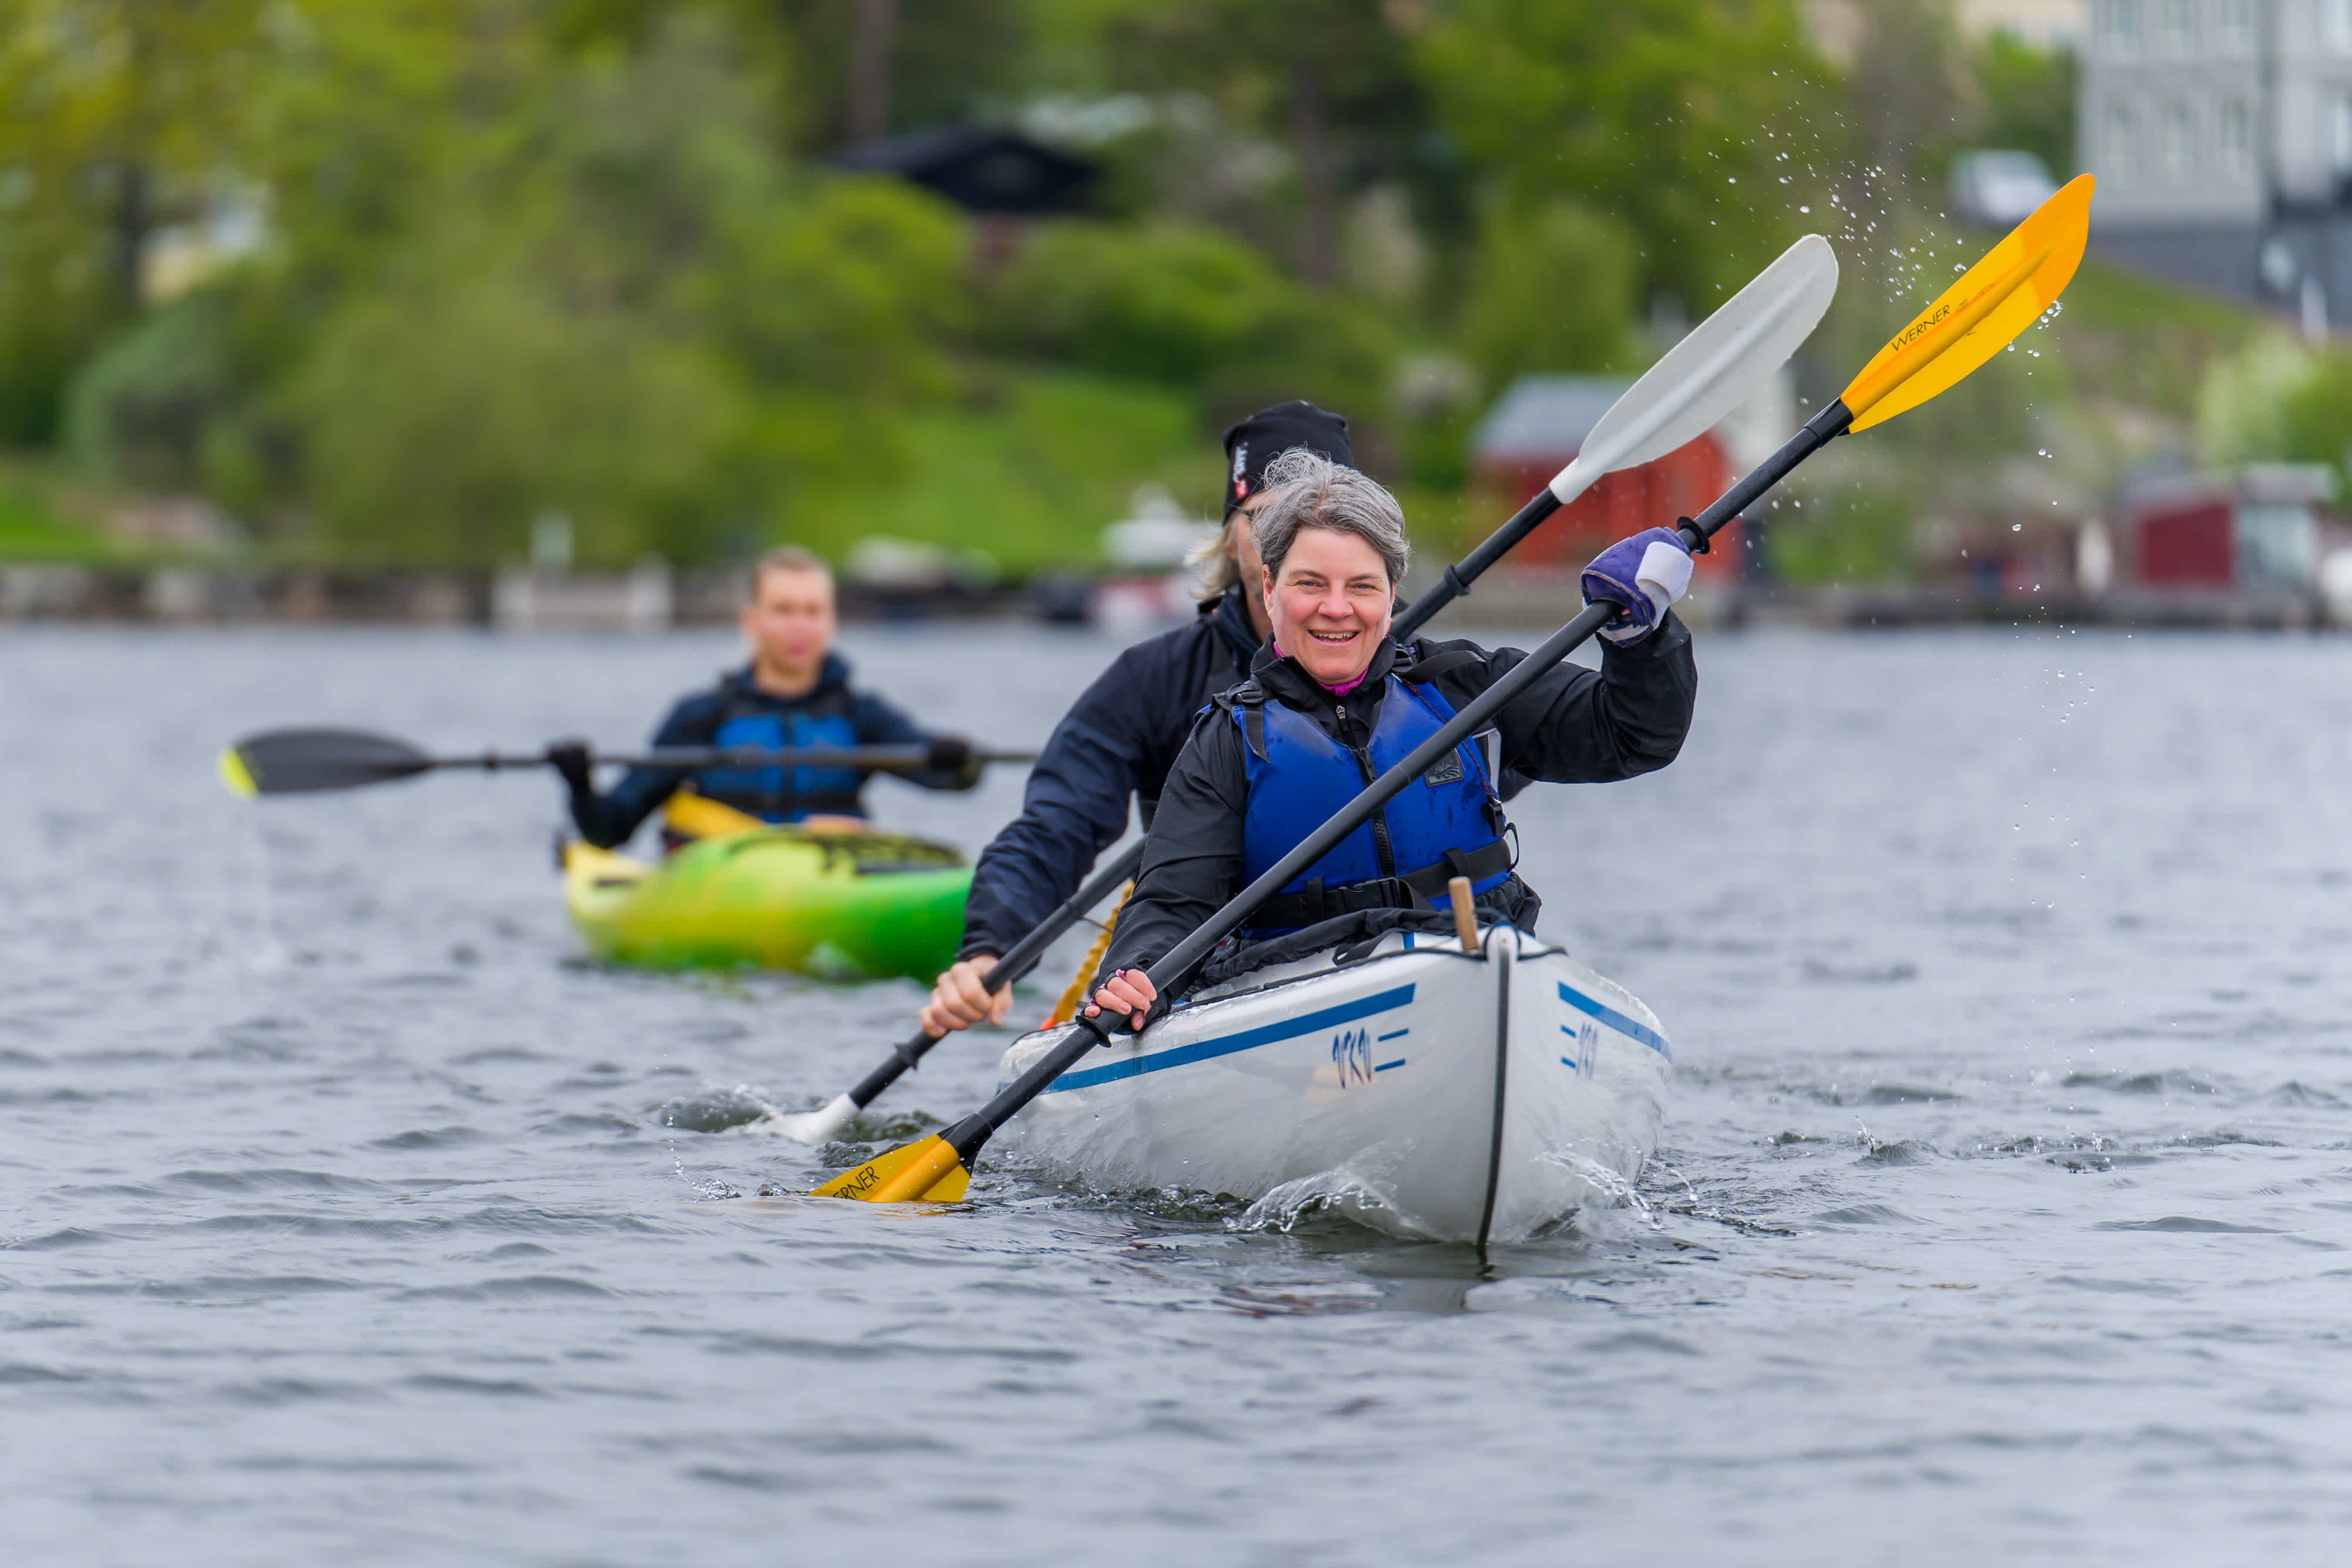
759,1093,858,1145
1550,233,1839,504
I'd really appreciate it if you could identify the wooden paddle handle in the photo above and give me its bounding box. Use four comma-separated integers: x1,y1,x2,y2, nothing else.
1448,876,1478,953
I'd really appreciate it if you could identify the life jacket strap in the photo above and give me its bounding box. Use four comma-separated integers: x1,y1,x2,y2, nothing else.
1214,681,1272,761
1248,837,1513,930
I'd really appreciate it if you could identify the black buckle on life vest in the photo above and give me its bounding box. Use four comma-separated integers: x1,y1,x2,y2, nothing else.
1214,681,1272,761
1252,841,1512,931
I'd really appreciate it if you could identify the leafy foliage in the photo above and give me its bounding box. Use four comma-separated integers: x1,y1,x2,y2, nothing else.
0,0,2120,582
1977,32,2077,176
1416,0,1830,313
984,219,1388,403
1459,202,1643,390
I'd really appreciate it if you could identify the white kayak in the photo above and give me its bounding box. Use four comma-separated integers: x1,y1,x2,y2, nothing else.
995,922,1672,1243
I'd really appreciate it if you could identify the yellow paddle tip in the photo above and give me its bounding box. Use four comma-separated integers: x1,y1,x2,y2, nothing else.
1840,172,2094,433
216,747,259,799
813,1135,971,1204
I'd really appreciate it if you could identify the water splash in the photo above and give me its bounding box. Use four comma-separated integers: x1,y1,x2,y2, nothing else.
1235,1168,1402,1235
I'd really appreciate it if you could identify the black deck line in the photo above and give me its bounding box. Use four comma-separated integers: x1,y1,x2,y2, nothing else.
1474,935,1511,1249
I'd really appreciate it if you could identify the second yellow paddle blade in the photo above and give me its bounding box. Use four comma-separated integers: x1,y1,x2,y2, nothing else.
663,789,767,841
216,747,259,799
812,1135,971,1203
1841,173,2094,433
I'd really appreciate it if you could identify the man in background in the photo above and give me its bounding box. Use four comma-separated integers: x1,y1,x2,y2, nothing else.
553,547,978,847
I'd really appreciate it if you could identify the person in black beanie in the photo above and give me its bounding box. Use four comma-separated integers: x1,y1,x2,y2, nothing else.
1188,400,1356,613
918,402,1353,1037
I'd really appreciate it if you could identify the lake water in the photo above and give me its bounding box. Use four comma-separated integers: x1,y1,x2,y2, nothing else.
8,620,2352,1566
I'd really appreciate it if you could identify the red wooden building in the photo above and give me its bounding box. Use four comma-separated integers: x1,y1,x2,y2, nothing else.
1469,377,1740,580
2122,465,2333,589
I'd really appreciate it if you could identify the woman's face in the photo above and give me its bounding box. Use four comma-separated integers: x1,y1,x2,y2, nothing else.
1261,525,1392,688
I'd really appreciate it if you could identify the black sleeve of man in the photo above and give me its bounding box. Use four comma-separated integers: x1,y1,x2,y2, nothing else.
1093,713,1248,985
567,693,714,849
847,692,980,792
1425,610,1696,785
956,643,1175,961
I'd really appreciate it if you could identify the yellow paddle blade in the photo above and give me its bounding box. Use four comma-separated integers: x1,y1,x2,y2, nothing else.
812,1135,971,1203
663,789,767,841
216,747,259,799
1840,173,2093,433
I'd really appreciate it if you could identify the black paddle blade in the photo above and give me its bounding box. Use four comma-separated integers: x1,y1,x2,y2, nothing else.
220,728,437,796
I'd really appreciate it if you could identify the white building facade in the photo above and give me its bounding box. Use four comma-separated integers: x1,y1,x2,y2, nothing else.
2084,0,2352,319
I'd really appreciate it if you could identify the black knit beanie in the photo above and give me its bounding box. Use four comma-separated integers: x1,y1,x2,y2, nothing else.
1220,402,1353,515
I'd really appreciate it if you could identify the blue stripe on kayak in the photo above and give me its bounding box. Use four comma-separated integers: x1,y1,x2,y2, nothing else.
1374,1058,1406,1073
1558,982,1669,1060
1377,1028,1409,1042
1559,1056,1578,1069
1044,985,1418,1094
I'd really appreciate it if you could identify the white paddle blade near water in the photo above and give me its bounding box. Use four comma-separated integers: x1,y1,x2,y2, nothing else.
1548,233,1839,506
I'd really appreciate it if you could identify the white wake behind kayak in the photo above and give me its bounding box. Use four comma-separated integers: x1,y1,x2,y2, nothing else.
995,925,1672,1243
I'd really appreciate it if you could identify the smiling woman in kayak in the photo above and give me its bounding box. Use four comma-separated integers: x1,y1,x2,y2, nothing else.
1082,448,1700,1031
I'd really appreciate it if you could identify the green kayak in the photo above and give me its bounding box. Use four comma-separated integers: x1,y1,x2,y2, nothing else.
562,825,971,981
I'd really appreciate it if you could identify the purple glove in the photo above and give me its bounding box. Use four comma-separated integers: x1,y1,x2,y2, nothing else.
1581,527,1695,645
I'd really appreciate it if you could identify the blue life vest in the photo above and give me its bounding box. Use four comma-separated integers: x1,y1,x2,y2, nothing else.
697,683,865,824
1227,671,1511,935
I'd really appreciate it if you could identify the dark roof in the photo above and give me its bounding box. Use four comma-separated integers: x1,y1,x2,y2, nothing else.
1471,375,1635,461
831,125,1095,216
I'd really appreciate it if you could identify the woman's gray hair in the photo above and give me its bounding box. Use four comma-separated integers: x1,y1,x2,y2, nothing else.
1248,447,1410,588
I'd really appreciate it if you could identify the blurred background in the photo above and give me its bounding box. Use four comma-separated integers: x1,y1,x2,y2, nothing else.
4,0,2347,630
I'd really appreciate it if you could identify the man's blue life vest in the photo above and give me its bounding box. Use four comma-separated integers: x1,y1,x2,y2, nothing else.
1225,671,1512,935
697,684,864,824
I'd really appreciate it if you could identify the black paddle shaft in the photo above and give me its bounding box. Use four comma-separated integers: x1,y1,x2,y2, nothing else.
229,727,1035,795
1390,490,1561,637
844,842,1145,1109
1682,400,1853,539
1389,397,1853,637
544,745,1035,773
928,400,1858,1165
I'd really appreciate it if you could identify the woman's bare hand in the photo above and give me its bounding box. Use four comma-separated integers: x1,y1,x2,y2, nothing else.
1083,968,1156,1033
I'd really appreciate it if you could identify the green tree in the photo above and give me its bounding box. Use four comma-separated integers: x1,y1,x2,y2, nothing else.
0,0,284,440
1976,32,2077,175
1843,0,1980,186
270,14,971,566
983,216,1391,423
1415,0,1832,315
1101,0,1429,289
1458,201,1642,390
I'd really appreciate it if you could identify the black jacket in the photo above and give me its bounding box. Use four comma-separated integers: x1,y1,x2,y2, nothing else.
1097,613,1699,983
957,587,1263,960
566,654,973,848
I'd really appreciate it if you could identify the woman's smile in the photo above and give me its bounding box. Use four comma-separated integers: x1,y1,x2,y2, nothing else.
1263,525,1395,688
